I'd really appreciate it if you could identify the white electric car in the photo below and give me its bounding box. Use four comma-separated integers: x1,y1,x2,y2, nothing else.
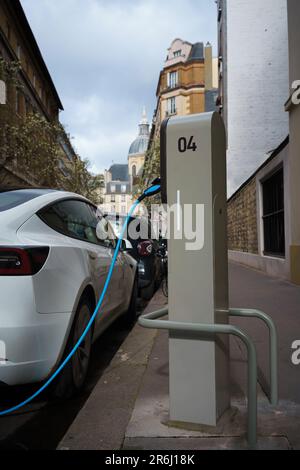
0,188,137,397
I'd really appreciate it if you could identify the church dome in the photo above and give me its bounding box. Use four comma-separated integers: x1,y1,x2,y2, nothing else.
128,108,150,156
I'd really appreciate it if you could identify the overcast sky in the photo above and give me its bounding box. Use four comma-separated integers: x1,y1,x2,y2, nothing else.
21,0,217,174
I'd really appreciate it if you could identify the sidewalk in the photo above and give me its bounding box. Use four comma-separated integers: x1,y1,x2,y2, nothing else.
59,262,300,450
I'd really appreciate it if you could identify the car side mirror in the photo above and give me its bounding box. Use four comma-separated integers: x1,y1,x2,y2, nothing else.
121,239,133,252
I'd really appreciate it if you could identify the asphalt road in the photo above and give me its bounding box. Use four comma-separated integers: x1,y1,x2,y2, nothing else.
0,299,148,450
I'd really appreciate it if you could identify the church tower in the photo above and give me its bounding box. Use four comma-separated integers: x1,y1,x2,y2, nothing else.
128,107,150,186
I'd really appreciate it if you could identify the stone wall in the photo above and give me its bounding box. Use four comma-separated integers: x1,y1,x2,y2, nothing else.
227,177,258,254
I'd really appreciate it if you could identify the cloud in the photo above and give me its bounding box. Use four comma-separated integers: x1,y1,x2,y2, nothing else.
21,0,217,173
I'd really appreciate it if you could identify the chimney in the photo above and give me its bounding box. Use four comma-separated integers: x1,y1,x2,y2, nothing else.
205,42,213,91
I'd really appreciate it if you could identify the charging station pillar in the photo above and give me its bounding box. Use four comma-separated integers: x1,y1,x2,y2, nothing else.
161,112,230,426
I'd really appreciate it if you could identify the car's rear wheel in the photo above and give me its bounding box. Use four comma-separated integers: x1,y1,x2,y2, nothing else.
51,297,93,399
141,280,155,301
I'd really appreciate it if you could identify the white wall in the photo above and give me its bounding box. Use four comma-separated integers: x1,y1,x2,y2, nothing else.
225,0,289,196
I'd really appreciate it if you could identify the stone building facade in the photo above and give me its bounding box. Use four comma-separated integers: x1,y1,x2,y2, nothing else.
151,38,218,139
0,0,74,186
102,164,131,215
0,0,62,121
142,38,218,188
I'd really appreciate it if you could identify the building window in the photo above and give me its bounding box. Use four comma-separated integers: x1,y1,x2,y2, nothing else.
111,184,116,193
132,166,137,178
111,195,116,203
0,80,6,105
15,90,21,114
218,7,222,22
17,44,21,60
167,96,176,115
121,195,126,203
58,159,70,178
262,168,285,257
5,22,11,42
174,50,181,58
111,205,116,213
25,97,31,115
60,140,74,162
168,71,178,89
25,59,29,74
121,206,126,214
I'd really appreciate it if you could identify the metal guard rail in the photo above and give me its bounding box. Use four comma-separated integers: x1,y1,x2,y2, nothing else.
138,307,278,449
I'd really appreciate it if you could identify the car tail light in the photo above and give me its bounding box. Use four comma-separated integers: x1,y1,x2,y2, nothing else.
0,247,49,276
137,240,153,257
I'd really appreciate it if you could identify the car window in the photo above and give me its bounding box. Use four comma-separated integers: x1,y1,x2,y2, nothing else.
0,189,53,212
92,206,116,249
39,199,115,247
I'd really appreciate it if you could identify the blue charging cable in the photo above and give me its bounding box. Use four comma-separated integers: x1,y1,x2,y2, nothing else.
0,181,161,417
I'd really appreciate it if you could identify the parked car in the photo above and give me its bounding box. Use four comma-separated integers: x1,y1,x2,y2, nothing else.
0,188,137,397
157,240,168,298
106,214,161,300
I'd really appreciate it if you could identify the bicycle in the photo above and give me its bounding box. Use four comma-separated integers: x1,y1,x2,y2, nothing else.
158,242,168,298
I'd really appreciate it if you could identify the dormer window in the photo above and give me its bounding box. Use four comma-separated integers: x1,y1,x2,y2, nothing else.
173,50,182,58
111,184,116,193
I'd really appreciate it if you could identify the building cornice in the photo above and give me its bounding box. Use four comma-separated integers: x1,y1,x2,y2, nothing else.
227,136,290,203
160,83,205,97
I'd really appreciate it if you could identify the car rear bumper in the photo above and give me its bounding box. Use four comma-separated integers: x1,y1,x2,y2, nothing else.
0,276,72,385
0,313,72,386
0,277,72,385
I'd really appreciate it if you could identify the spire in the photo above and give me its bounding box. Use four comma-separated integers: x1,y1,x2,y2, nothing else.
138,106,149,136
140,106,148,125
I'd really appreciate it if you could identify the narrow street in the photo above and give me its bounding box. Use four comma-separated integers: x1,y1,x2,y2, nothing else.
0,300,148,450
